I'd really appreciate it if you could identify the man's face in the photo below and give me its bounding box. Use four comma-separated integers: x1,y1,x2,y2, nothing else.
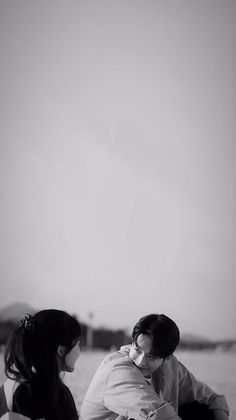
129,333,164,377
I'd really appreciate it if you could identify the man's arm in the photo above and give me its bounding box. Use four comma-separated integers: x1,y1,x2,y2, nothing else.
104,360,181,420
212,409,229,420
177,360,229,419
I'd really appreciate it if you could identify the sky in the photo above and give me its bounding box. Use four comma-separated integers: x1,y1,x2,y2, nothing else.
0,0,235,340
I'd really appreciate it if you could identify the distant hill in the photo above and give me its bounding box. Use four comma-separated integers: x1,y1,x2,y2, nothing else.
179,332,218,350
180,332,213,344
0,302,37,322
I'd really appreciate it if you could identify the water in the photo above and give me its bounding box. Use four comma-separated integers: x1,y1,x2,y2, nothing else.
1,349,235,419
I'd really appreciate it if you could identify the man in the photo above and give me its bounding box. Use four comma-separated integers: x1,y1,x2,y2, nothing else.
80,314,229,420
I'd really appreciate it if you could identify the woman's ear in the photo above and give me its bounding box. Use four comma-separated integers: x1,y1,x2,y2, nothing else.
57,345,66,358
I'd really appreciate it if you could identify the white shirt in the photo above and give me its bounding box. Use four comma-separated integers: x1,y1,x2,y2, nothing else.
80,345,229,420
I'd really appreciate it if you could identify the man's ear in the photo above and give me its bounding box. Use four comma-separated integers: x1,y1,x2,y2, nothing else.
57,345,66,358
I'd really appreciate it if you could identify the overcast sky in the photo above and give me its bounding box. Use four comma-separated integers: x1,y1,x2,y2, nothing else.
0,0,235,340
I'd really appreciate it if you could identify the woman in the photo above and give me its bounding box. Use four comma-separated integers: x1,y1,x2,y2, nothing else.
0,309,81,420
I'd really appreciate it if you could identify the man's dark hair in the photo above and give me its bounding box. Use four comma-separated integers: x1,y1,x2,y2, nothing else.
132,313,180,358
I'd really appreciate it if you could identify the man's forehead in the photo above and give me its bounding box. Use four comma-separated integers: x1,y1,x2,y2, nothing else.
136,333,152,350
135,333,162,358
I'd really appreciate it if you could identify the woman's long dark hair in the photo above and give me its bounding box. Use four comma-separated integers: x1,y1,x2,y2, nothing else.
4,309,81,419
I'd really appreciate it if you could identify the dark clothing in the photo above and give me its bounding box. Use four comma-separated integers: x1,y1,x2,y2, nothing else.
0,381,78,420
179,402,214,420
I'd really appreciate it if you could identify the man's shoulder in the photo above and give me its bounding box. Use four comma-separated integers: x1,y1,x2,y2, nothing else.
159,354,182,375
168,354,179,365
167,354,189,371
160,354,191,382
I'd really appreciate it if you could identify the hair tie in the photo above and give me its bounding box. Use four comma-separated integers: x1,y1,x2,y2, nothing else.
19,313,35,334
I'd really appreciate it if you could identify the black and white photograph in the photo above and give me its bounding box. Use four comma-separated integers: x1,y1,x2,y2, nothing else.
0,1,235,419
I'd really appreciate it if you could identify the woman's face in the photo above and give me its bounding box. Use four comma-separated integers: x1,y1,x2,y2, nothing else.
64,340,81,372
58,340,81,373
129,334,164,376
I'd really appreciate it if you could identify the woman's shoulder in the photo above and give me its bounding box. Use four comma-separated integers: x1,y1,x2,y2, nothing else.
13,381,34,408
0,380,35,419
13,382,32,398
12,381,44,419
